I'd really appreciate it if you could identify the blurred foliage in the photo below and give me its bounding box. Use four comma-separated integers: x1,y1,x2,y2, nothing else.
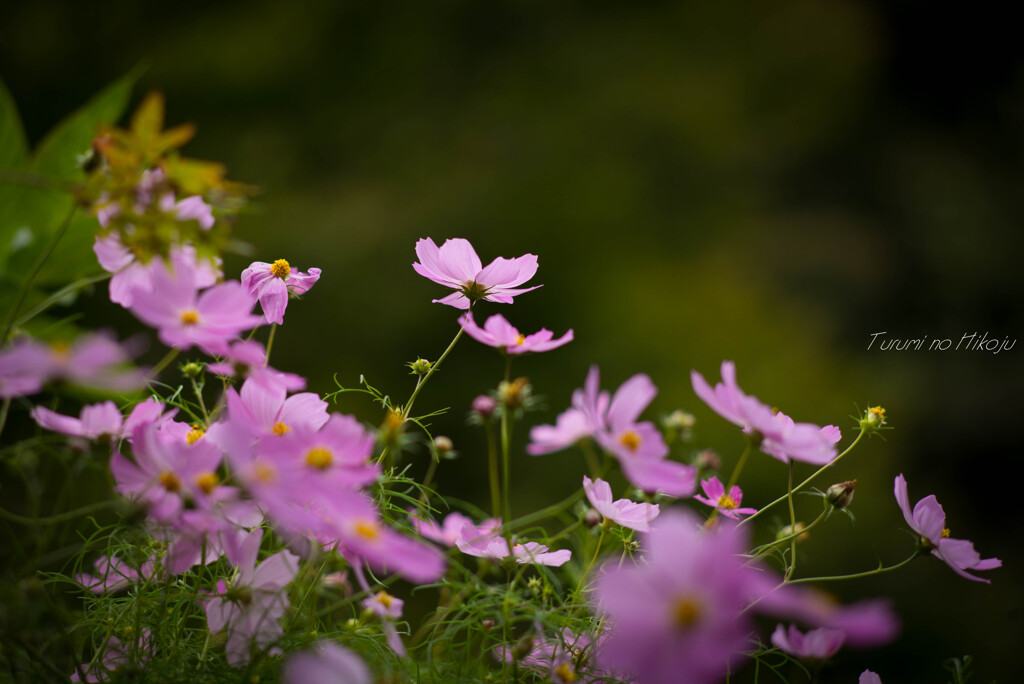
2,0,1023,681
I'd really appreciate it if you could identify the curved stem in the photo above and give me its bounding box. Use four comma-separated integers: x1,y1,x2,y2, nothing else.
786,460,797,580
2,206,78,343
0,499,118,525
747,509,830,558
13,272,111,330
147,348,180,379
739,428,866,528
785,549,922,584
403,327,464,420
572,521,608,604
264,322,278,365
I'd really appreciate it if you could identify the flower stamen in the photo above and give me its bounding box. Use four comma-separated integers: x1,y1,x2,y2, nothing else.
271,259,291,279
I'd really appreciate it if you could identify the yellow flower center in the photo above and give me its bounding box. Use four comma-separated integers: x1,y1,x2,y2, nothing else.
554,663,579,683
618,430,641,452
718,495,737,510
514,334,526,346
305,447,333,470
180,309,200,326
375,591,394,608
941,527,951,538
50,341,71,358
159,471,182,492
271,259,291,279
868,406,886,424
672,595,702,630
253,462,277,483
271,421,290,436
354,519,380,540
195,471,219,494
186,427,205,444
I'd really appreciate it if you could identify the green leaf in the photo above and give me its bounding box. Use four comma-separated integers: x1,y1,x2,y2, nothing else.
0,76,28,168
0,68,140,288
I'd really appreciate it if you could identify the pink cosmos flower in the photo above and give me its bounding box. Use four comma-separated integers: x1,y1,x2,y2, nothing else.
94,236,220,308
75,555,158,594
691,361,839,466
583,475,660,532
211,378,329,444
591,510,898,684
860,671,883,684
128,259,263,355
693,477,757,520
894,474,1001,583
458,313,573,354
533,366,696,497
31,401,124,442
0,339,53,398
69,631,152,683
770,624,845,660
413,237,541,309
411,511,489,546
282,641,371,684
204,530,300,667
241,259,321,325
110,422,223,523
454,522,572,566
158,193,216,229
317,493,447,584
362,589,407,655
205,340,306,392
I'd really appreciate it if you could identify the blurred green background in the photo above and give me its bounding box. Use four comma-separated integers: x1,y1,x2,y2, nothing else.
2,0,1022,681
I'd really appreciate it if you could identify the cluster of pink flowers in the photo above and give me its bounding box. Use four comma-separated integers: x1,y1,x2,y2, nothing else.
413,511,571,566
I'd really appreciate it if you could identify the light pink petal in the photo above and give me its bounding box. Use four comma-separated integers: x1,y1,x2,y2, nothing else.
437,238,483,282
432,291,471,309
911,495,946,543
606,374,657,430
31,406,86,437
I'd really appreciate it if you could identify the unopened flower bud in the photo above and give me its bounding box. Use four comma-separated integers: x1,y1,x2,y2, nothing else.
433,435,455,459
471,394,498,418
498,377,531,410
825,480,857,510
481,619,495,630
777,522,810,543
664,410,696,431
582,508,602,528
512,634,535,661
694,449,721,471
181,361,202,378
379,409,405,447
527,576,542,596
408,357,432,375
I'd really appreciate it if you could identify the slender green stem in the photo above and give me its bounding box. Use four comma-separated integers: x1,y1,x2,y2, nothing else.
0,499,118,525
12,272,111,329
739,428,866,528
747,509,829,558
572,521,608,604
2,206,78,343
190,376,209,423
508,489,586,531
725,438,756,492
786,460,797,580
0,398,10,443
487,422,501,519
421,458,439,495
786,549,922,584
501,400,513,548
580,439,601,479
147,348,180,379
403,327,464,420
264,322,278,365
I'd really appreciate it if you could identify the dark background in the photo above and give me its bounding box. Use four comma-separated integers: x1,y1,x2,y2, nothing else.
2,1,1022,681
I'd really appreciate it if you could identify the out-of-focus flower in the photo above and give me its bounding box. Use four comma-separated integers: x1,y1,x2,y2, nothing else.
205,339,306,392
203,530,299,667
128,259,263,355
0,339,55,398
860,671,883,684
282,641,371,684
94,236,220,308
412,237,540,309
691,361,839,466
241,259,321,325
75,555,158,594
454,522,571,566
69,631,152,683
458,313,573,354
362,590,407,655
31,401,124,442
770,624,845,660
471,394,498,418
411,511,493,547
583,475,660,532
693,477,757,520
894,474,1001,583
591,510,898,684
